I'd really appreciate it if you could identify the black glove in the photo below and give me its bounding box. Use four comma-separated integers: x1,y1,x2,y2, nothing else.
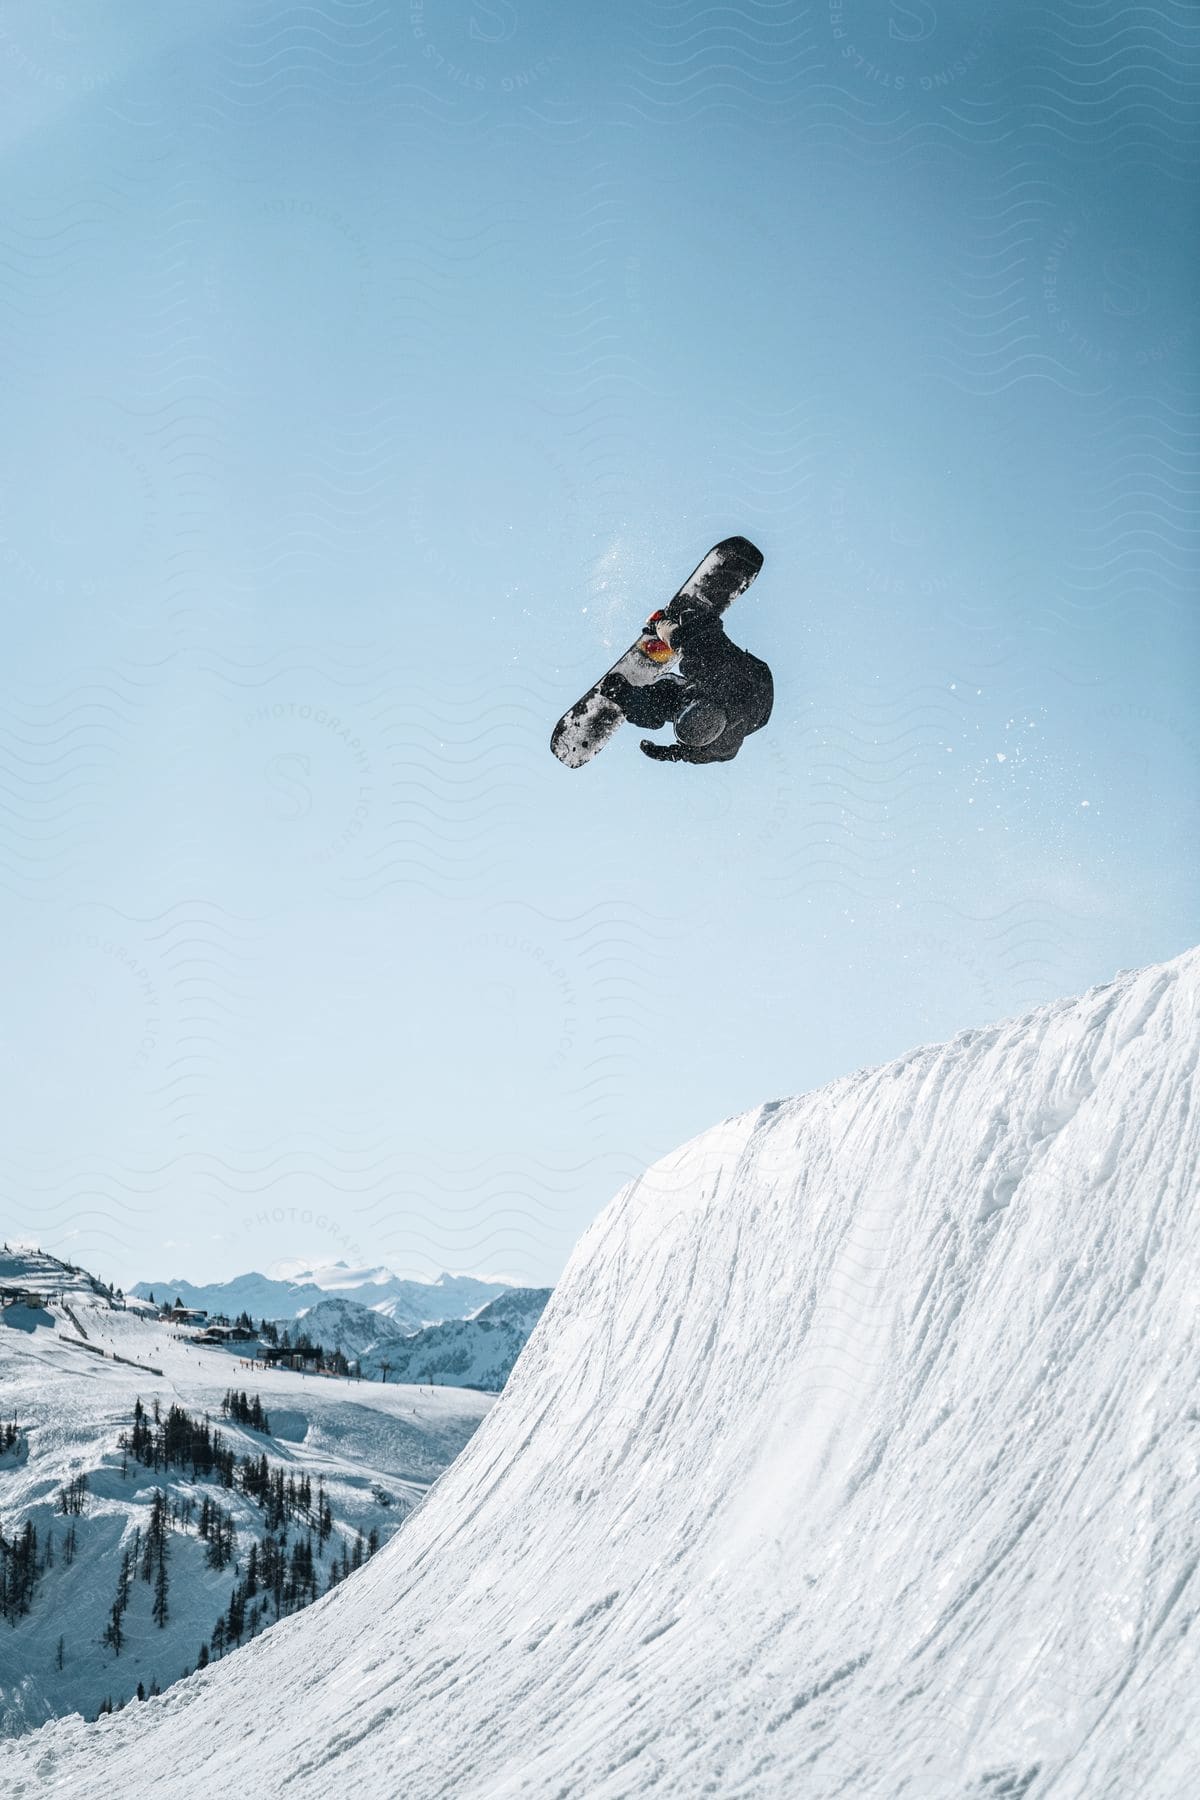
662,597,721,647
640,739,690,762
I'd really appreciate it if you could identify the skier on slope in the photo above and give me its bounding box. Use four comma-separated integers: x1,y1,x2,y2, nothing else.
601,593,774,764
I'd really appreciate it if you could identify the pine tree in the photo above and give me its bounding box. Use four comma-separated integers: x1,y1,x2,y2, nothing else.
1,1519,41,1619
102,1600,124,1655
153,1553,169,1628
57,1473,89,1516
227,1582,245,1644
142,1488,169,1590
123,1540,137,1607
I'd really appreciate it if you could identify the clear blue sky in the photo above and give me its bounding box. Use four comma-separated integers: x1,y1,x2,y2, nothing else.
0,1,1196,1289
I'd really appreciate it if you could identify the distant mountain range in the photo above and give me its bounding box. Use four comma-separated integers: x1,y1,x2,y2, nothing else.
284,1289,552,1391
130,1262,517,1333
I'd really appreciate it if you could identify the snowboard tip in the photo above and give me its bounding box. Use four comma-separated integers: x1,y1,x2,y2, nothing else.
722,534,763,569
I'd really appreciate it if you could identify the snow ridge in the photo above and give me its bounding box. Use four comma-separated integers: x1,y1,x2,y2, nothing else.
9,949,1200,1799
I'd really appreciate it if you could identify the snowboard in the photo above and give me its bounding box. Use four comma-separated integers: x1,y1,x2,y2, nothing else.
551,536,763,769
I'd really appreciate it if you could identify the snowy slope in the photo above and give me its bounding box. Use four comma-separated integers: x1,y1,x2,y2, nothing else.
0,1288,490,1734
130,1265,513,1330
7,950,1200,1798
0,1249,116,1307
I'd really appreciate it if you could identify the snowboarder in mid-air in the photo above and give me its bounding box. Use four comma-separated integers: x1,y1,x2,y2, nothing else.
550,535,773,769
603,596,773,764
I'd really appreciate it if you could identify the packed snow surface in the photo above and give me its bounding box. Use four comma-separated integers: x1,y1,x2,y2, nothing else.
7,950,1199,1797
